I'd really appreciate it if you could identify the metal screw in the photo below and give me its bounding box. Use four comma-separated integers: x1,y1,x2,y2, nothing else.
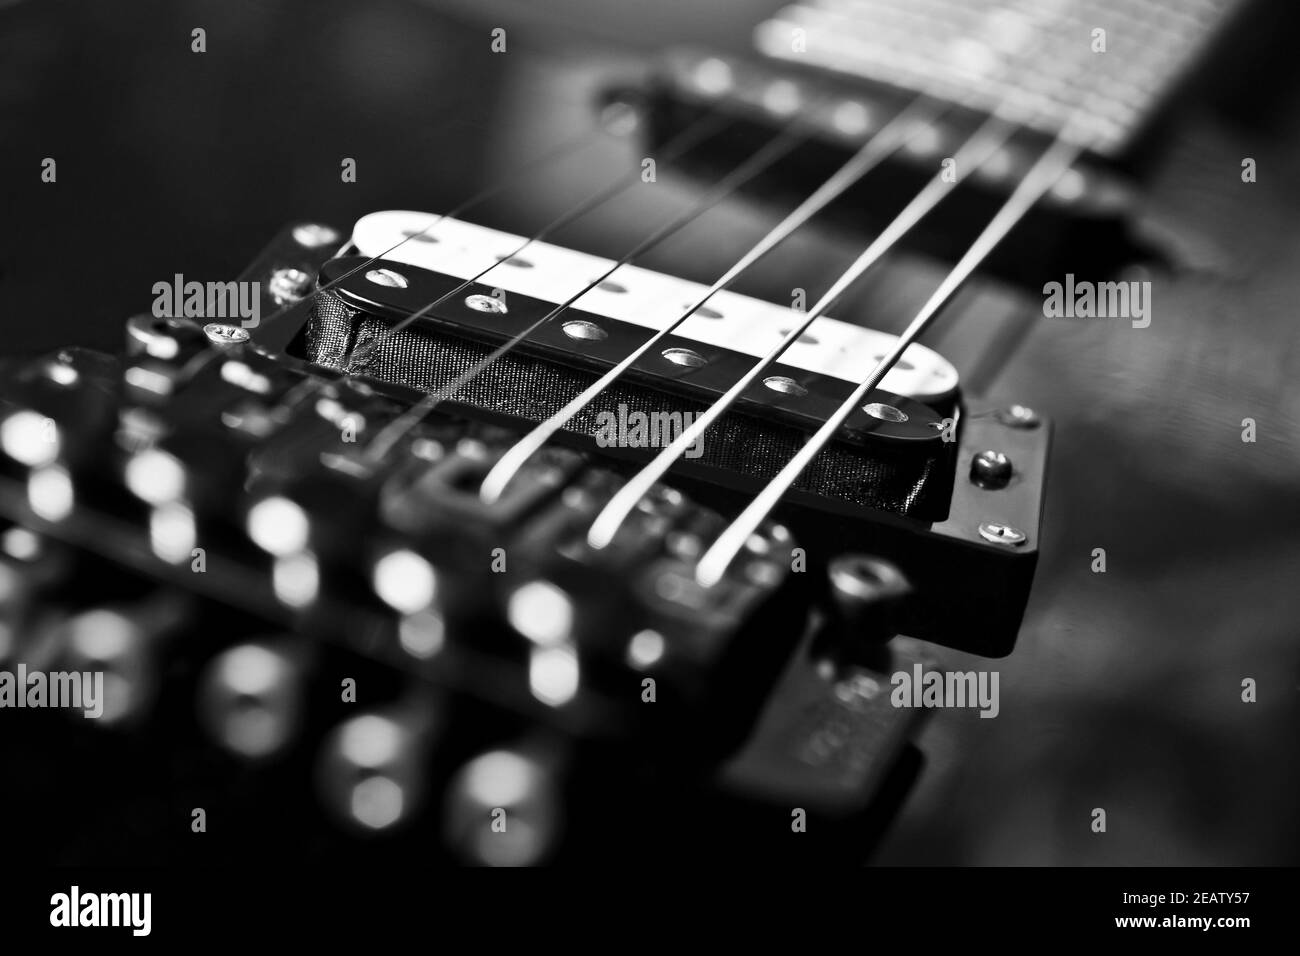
863,402,908,423
828,554,910,607
561,320,606,341
662,347,707,368
763,375,807,396
995,404,1040,428
465,294,507,315
203,323,250,346
600,99,641,136
970,450,1013,488
292,223,341,248
46,356,79,386
832,100,872,138
825,553,911,646
745,560,782,588
692,57,734,96
978,522,1026,546
763,79,802,116
365,268,408,289
268,267,313,304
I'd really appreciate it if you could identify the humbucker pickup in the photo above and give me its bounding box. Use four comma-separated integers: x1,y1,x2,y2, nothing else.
347,211,960,403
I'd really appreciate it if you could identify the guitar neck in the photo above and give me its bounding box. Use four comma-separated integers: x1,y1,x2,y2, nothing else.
754,0,1248,157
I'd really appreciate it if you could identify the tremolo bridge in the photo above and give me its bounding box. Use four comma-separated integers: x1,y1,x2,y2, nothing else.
283,214,1048,656
0,213,1050,861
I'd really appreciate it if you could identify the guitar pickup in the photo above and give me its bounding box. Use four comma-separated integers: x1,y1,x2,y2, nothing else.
314,252,952,447
344,211,960,408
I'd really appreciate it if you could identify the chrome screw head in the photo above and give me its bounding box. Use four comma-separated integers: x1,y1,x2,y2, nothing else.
268,267,313,304
561,319,606,341
661,347,707,368
364,268,408,289
978,522,1027,546
465,294,507,315
203,323,250,345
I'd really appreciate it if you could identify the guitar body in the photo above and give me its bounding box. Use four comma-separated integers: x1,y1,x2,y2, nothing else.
1,0,1297,866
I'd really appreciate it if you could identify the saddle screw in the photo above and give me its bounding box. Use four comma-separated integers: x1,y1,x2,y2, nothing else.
203,323,250,346
825,554,911,647
292,223,341,248
269,267,314,303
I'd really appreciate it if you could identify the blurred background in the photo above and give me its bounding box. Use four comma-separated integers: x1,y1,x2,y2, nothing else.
1,0,1298,865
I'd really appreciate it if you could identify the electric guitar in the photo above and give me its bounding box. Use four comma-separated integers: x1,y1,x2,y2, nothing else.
1,0,1295,866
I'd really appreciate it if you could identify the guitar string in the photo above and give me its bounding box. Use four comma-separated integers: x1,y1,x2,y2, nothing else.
691,123,1098,586
342,110,736,365
480,36,1107,509
171,124,613,393
257,123,605,336
580,109,1020,549
477,94,947,503
354,93,916,466
580,38,1111,563
261,107,732,416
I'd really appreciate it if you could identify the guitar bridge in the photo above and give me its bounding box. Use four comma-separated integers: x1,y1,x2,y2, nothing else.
235,216,1048,656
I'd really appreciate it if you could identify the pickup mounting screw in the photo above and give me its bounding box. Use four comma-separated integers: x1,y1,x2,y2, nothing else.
978,522,1026,546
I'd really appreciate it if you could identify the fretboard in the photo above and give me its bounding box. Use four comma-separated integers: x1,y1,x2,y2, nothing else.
754,0,1244,154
